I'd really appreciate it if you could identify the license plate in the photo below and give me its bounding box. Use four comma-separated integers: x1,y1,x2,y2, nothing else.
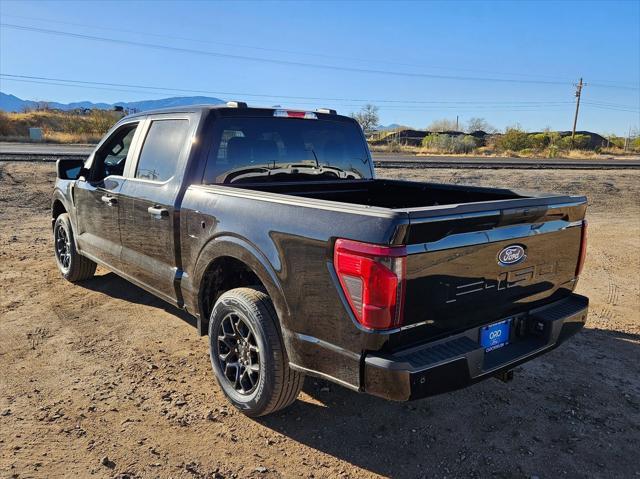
480,319,511,352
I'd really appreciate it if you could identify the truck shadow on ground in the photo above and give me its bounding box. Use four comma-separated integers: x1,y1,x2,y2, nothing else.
257,328,639,478
75,273,638,477
79,271,199,329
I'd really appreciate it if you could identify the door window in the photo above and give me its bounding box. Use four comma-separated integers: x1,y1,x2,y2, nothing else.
135,119,190,182
91,123,138,181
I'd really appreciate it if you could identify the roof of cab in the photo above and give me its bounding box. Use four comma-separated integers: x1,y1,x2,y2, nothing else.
123,102,340,120
124,103,233,119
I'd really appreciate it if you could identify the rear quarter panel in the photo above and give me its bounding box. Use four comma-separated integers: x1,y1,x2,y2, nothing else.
179,184,407,389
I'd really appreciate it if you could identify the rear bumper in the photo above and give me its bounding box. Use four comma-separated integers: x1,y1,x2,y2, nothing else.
363,293,588,401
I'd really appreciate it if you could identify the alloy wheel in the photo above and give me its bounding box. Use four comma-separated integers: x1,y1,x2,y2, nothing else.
217,313,261,395
55,224,71,271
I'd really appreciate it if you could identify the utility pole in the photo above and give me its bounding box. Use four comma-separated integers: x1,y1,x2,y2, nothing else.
571,78,584,142
456,115,459,131
625,126,631,152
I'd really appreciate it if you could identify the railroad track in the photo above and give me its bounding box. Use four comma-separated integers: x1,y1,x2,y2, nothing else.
1,148,639,170
373,159,640,170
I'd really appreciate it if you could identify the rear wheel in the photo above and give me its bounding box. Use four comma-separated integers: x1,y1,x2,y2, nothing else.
53,213,96,282
208,287,304,417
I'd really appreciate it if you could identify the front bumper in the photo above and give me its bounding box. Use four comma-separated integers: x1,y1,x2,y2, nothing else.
363,293,588,401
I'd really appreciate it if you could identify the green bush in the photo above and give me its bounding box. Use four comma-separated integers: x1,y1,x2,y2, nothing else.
547,145,560,158
496,128,531,151
495,130,591,152
529,133,551,150
460,135,478,153
607,136,626,148
558,134,590,150
422,133,478,153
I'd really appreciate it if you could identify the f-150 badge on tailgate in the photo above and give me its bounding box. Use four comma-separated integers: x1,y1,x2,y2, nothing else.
498,245,526,266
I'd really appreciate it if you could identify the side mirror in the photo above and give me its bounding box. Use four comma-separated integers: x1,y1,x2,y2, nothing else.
56,159,87,180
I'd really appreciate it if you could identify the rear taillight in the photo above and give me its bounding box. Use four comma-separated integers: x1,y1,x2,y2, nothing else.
575,220,588,277
333,239,407,330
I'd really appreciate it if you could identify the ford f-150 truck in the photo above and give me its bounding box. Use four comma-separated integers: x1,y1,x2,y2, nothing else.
52,102,589,416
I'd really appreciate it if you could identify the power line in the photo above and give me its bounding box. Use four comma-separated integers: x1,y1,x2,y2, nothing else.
583,100,640,110
4,22,637,90
0,78,575,113
0,73,575,106
2,74,636,115
583,103,640,113
6,13,630,87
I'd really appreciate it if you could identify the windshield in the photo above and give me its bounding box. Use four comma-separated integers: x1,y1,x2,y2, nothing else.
203,116,371,184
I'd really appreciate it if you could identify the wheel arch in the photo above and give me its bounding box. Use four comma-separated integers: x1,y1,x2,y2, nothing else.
192,235,292,346
51,192,70,229
51,190,82,252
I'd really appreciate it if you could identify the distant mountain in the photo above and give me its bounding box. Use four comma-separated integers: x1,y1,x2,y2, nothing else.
0,93,38,112
0,92,225,113
375,123,411,131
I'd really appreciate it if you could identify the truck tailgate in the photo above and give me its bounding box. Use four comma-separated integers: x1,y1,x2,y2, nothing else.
395,198,587,347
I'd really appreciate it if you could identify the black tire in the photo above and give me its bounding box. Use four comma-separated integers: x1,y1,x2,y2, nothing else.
208,287,304,417
53,213,96,282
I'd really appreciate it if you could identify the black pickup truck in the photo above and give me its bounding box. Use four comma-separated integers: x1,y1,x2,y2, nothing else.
52,103,589,416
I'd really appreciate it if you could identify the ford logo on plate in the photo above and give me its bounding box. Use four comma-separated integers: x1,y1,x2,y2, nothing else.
498,245,526,266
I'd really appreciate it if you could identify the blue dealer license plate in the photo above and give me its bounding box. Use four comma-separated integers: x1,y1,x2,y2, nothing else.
480,319,511,352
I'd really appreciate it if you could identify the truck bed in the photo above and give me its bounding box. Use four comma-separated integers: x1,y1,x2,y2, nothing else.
237,178,527,210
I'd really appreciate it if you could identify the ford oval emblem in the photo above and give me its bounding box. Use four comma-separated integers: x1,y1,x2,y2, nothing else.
498,245,526,266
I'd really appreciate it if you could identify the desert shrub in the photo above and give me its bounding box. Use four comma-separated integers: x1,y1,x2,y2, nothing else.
528,133,551,150
518,148,536,156
0,111,16,136
496,127,531,151
460,135,478,153
422,133,444,150
558,134,590,150
385,139,403,153
422,134,478,153
547,145,560,158
607,136,626,148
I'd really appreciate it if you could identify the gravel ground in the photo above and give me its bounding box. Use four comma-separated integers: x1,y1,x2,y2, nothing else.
1,162,638,479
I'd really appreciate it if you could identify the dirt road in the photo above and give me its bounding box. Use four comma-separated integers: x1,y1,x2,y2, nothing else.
1,162,638,478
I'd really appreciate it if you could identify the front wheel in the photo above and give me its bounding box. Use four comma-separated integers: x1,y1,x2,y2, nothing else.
208,287,304,417
53,213,96,282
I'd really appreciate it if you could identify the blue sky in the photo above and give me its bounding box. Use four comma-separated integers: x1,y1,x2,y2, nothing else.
1,0,638,134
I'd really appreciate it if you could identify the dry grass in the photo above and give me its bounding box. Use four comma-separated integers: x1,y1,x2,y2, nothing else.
368,143,421,154
43,132,104,144
0,110,122,144
390,145,640,160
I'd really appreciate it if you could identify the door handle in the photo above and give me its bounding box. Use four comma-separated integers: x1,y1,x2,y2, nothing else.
148,206,169,218
101,195,118,206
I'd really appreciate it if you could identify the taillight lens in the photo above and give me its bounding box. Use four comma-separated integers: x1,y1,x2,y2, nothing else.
333,239,407,330
575,220,588,276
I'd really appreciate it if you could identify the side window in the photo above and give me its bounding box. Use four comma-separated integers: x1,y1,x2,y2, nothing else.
135,119,190,182
91,123,138,181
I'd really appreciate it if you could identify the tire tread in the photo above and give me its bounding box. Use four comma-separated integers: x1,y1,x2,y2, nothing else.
55,214,96,282
210,287,304,416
